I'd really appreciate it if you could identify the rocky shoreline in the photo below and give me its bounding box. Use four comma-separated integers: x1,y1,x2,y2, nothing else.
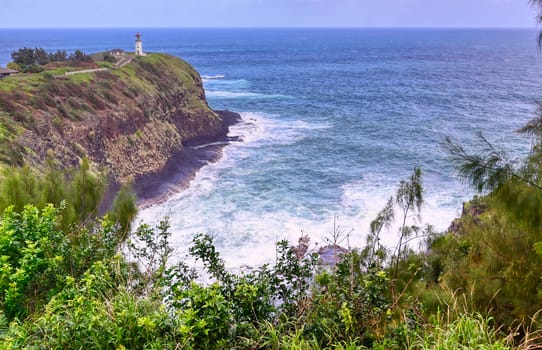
132,110,241,208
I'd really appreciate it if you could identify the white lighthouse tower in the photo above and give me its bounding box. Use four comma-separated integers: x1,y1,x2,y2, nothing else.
135,32,144,56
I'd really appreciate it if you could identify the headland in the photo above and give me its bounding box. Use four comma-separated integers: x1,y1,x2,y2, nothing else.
0,52,240,204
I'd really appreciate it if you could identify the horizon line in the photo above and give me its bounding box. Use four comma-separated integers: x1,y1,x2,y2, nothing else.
0,26,537,30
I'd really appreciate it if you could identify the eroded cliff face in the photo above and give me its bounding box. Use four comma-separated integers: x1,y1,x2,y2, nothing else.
0,54,234,184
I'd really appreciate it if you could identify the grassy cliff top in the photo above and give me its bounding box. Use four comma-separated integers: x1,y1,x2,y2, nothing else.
0,53,222,182
0,53,201,96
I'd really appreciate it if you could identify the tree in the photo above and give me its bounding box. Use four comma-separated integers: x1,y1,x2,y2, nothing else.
34,47,50,65
11,47,36,66
69,157,106,223
69,49,92,62
0,165,39,213
49,49,67,62
109,182,138,241
0,156,108,230
364,197,394,266
392,167,423,283
10,47,69,68
531,0,542,45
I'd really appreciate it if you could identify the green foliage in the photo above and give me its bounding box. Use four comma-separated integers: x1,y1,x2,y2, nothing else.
365,196,394,265
128,219,178,295
21,65,43,74
0,156,139,238
0,205,65,319
429,206,542,329
393,167,423,283
0,114,23,166
0,209,516,349
70,157,106,222
304,258,391,347
4,258,175,350
0,204,120,320
440,98,542,333
6,62,21,72
109,183,138,240
177,283,231,348
411,313,510,350
530,0,542,46
69,49,93,63
11,47,87,69
0,138,521,349
444,134,520,194
0,157,106,229
50,50,67,62
11,48,37,67
0,165,38,212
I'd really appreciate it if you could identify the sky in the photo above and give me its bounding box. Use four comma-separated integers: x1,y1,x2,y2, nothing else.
0,0,537,28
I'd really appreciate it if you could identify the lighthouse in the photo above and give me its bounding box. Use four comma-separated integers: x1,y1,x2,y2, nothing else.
135,32,144,56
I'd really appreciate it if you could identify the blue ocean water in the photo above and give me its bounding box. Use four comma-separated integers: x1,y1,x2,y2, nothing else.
1,29,541,268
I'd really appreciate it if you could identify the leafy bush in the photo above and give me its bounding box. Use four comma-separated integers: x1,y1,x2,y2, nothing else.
0,204,119,320
21,65,44,74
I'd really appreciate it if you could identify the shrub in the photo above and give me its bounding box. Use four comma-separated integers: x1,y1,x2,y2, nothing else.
103,54,117,63
22,65,44,74
0,205,119,320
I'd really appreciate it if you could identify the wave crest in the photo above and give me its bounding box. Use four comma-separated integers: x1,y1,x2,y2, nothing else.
202,74,225,80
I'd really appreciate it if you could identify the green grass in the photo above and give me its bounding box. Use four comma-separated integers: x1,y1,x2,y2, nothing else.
0,112,23,166
96,61,115,69
67,72,94,84
43,67,74,75
411,313,510,350
0,78,18,92
0,66,98,93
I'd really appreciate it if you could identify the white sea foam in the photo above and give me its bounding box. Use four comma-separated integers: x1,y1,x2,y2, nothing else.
136,112,339,270
205,90,290,99
340,173,471,249
206,90,264,98
201,74,225,80
227,112,330,146
190,141,230,150
136,112,469,272
202,79,251,92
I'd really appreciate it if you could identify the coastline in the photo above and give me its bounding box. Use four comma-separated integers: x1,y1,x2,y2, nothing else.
132,110,241,209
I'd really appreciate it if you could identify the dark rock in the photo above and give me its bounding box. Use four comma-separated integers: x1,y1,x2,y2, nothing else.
447,198,487,235
318,245,348,266
293,235,311,260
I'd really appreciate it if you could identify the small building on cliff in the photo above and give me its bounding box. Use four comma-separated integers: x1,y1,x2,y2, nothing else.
0,67,18,79
110,48,125,56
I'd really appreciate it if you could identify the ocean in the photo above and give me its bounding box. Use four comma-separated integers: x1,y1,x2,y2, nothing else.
1,28,541,269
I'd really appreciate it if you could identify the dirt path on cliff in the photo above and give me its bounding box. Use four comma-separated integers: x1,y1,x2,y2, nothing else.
63,55,133,77
64,68,109,76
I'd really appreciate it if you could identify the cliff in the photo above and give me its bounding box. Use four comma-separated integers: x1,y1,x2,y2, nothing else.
0,53,238,189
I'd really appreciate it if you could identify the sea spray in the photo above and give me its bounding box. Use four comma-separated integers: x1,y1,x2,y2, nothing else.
127,29,540,271
138,112,471,270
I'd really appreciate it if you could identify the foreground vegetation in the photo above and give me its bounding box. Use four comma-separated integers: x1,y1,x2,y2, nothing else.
0,151,539,349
